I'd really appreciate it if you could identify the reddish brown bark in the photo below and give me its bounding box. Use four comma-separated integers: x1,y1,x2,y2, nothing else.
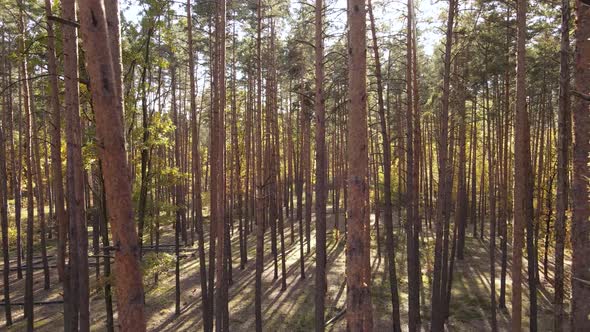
78,1,147,330
346,1,373,330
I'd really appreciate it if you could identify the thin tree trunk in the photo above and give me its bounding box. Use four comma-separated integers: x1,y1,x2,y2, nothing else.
304,104,312,256
368,0,401,329
44,0,67,283
314,0,327,329
255,1,264,330
18,3,35,329
499,44,510,308
187,0,210,329
98,163,114,332
470,102,477,239
138,26,153,256
487,96,498,332
5,54,22,281
31,97,50,290
455,67,468,261
171,66,182,316
297,94,306,279
0,42,12,324
406,1,421,330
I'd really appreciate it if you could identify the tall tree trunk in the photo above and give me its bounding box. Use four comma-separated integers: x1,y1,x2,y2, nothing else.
62,0,90,328
499,40,510,308
213,0,228,329
314,0,327,330
554,0,570,328
304,102,312,256
0,41,12,324
229,10,245,279
470,104,477,238
368,1,401,329
346,1,373,330
98,163,115,332
266,23,278,283
255,1,265,331
455,69,468,261
18,3,35,329
31,97,50,290
44,0,67,283
171,66,182,316
138,26,153,256
207,17,217,317
571,1,590,329
405,1,421,330
499,12,511,306
187,1,210,329
431,0,456,330
5,54,22,281
297,93,306,280
78,1,147,330
486,96,498,332
512,0,533,330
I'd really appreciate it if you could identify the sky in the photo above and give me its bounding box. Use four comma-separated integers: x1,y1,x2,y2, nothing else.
322,0,445,56
121,0,445,56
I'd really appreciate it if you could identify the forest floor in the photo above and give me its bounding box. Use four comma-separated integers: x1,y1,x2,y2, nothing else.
0,206,570,331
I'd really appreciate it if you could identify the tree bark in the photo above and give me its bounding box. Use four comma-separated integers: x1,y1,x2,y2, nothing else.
44,0,68,283
31,94,50,291
431,0,456,330
314,0,327,330
486,95,498,332
0,38,12,324
186,0,211,329
405,1,421,330
571,1,590,330
512,0,533,330
138,26,153,256
62,0,90,328
554,0,570,329
346,1,373,330
78,1,147,330
255,1,265,331
213,0,227,329
171,66,182,316
18,3,35,329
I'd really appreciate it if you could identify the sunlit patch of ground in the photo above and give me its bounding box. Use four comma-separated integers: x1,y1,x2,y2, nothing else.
0,204,569,331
